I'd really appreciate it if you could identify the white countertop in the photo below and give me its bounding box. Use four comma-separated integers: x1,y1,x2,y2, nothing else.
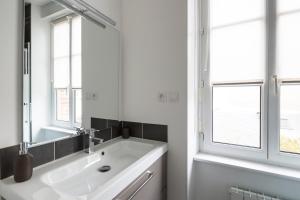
0,138,168,200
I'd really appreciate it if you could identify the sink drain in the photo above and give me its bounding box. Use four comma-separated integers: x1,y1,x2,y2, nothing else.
98,165,111,172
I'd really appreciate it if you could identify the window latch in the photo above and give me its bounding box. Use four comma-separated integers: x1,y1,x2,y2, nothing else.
272,75,280,95
201,27,205,37
199,131,204,141
200,80,205,88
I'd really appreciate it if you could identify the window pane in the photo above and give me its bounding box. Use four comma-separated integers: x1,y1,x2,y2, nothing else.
53,57,70,88
53,20,70,58
56,89,70,121
72,55,81,88
210,21,265,82
213,86,261,148
75,89,82,123
72,16,81,55
278,0,300,14
277,12,300,79
210,0,264,28
280,85,300,154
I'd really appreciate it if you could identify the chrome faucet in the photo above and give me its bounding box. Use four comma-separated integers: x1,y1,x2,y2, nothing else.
84,128,104,154
75,127,86,135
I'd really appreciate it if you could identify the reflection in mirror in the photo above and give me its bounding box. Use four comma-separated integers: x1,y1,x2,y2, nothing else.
23,0,120,145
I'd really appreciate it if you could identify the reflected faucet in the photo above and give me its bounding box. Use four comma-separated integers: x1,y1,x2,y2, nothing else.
75,127,86,135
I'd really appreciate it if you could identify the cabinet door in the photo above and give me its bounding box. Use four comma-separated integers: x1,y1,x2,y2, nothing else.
114,154,167,200
130,171,163,200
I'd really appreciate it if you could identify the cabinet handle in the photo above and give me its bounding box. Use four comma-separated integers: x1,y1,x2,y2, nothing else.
127,171,153,200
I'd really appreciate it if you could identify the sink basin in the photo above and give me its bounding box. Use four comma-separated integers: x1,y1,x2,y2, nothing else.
0,138,167,200
41,140,153,197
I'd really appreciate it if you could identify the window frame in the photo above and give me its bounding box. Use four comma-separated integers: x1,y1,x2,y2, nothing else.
267,0,300,168
51,15,82,129
200,0,268,162
200,0,300,168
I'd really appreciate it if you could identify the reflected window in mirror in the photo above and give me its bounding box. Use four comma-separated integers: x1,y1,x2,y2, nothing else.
52,15,82,128
22,0,120,145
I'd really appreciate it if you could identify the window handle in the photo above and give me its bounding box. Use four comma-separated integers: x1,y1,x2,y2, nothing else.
273,75,279,95
201,27,209,72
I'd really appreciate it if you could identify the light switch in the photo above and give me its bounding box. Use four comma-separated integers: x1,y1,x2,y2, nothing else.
168,91,179,103
85,92,92,100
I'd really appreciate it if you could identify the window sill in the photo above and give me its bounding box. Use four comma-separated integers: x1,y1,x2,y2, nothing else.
42,126,76,135
194,153,300,182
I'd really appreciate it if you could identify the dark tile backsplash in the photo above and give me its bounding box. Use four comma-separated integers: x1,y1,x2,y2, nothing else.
29,143,54,168
95,128,111,142
112,126,121,138
91,118,123,142
143,123,168,142
0,145,19,179
0,118,167,180
108,120,122,139
123,121,143,138
121,121,168,142
107,119,120,127
55,135,84,159
91,117,107,130
92,118,168,142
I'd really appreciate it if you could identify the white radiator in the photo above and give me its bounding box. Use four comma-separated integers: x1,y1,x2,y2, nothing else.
229,187,282,200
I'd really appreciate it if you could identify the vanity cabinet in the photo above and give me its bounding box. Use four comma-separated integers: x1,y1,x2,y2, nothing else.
114,154,167,200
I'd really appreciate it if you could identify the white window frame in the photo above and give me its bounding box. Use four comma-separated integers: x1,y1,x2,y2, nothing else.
267,0,300,168
51,15,82,129
200,0,300,167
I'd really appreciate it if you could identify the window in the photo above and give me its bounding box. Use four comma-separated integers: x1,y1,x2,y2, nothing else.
280,85,300,154
200,0,300,166
212,85,261,148
52,16,82,127
276,0,300,160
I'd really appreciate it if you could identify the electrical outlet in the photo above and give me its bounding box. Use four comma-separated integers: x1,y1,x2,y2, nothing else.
85,92,98,101
91,93,97,100
158,92,167,103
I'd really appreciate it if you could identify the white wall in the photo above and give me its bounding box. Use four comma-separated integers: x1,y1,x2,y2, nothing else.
0,0,23,148
194,162,300,200
121,0,188,200
31,4,51,142
82,19,120,128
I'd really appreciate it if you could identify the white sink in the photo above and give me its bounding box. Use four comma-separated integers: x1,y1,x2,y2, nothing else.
41,140,153,196
0,138,167,200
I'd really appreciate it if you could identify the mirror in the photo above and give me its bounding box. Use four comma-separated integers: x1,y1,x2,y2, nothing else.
22,0,120,145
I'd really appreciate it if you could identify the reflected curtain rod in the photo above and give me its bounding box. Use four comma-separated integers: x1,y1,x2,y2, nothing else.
53,0,117,28
72,0,116,26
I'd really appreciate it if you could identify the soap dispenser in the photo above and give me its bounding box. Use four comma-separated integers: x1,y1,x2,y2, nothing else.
14,142,33,183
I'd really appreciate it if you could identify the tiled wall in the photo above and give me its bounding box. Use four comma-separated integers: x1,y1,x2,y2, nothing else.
0,135,86,180
91,118,168,143
122,121,168,142
0,118,167,180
